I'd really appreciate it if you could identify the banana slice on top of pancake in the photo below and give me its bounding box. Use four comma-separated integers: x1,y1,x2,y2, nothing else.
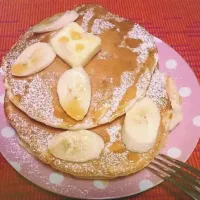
166,77,183,131
32,10,79,33
50,22,101,67
57,67,91,121
48,130,104,162
122,97,161,153
11,42,56,77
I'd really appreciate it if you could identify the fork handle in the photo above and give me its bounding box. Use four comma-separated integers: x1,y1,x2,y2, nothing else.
148,166,200,200
164,175,200,200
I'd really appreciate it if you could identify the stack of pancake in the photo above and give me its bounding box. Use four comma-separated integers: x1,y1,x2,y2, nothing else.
1,4,183,179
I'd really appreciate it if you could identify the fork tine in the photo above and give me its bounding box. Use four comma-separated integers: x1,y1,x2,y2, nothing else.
159,153,200,176
147,165,168,179
147,166,200,200
154,157,200,187
150,161,200,192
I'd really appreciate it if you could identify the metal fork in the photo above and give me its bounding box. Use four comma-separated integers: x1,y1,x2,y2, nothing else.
147,153,200,199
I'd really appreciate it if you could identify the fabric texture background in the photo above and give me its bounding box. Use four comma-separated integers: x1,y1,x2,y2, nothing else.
0,0,199,199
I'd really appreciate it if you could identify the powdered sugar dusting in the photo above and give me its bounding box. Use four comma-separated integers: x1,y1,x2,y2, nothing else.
121,24,156,64
96,52,118,60
136,69,151,97
74,4,86,12
96,51,110,60
103,145,128,168
9,79,27,96
100,71,134,123
8,111,29,141
106,124,122,143
104,12,125,22
91,19,115,35
92,78,113,108
146,70,168,108
81,8,94,31
8,108,53,160
124,68,152,113
18,74,63,126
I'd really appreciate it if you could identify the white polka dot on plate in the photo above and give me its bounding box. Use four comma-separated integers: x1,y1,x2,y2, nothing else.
193,116,200,127
165,59,177,69
93,180,109,189
1,127,15,138
179,87,191,97
139,179,153,191
0,68,3,75
49,172,64,184
9,161,21,171
167,147,181,158
154,36,163,43
0,93,5,104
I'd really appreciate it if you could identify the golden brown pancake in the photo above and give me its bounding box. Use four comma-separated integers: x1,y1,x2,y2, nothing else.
2,4,158,130
5,70,172,179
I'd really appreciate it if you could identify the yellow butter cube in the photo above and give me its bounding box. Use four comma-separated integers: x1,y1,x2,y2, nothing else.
50,22,101,67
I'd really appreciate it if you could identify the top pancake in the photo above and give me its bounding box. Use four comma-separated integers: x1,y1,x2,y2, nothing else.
2,4,158,130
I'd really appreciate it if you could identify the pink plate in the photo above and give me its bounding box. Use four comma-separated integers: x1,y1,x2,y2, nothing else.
0,37,200,199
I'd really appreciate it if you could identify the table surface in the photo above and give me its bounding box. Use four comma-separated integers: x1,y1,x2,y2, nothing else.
0,0,200,199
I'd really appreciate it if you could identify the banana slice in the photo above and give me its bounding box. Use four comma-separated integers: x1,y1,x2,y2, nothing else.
32,10,79,33
57,67,91,121
11,42,56,77
166,77,183,131
122,97,161,153
48,130,104,162
50,22,101,67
